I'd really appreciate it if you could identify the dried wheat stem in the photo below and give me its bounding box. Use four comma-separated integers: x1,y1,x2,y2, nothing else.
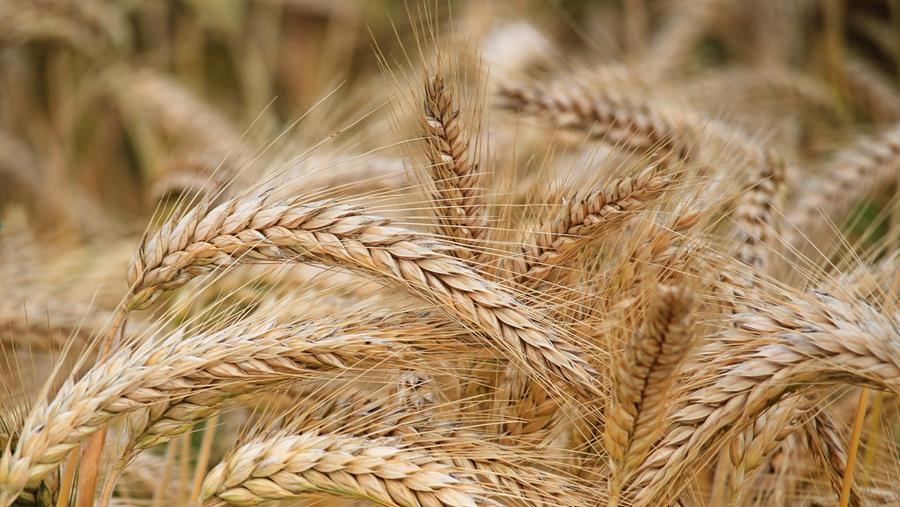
605,284,695,504
126,194,596,395
628,290,899,506
199,431,493,507
834,390,866,507
423,73,487,259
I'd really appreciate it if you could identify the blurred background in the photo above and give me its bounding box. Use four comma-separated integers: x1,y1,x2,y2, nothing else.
1,0,899,231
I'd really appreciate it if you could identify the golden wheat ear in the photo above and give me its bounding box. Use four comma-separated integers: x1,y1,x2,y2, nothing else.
628,288,899,506
421,72,488,262
605,283,695,505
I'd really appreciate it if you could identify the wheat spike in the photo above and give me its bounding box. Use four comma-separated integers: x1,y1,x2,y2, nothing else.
724,396,808,504
507,165,672,287
199,431,493,507
732,154,784,276
126,194,597,395
804,408,862,507
787,122,900,251
0,315,464,501
628,289,899,505
497,81,686,160
605,284,695,503
423,73,487,259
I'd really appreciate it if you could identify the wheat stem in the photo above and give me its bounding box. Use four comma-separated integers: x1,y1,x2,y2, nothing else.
839,388,869,507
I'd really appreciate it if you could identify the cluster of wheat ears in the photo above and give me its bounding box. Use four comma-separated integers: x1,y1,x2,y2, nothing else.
1,0,899,506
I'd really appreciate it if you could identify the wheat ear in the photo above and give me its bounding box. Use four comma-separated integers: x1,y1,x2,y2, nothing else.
496,81,686,160
423,73,487,260
121,311,456,454
199,431,493,507
732,155,784,276
605,284,695,504
413,429,584,507
0,315,463,502
506,165,672,287
724,396,807,504
804,408,862,507
628,290,899,505
786,122,900,251
126,194,596,395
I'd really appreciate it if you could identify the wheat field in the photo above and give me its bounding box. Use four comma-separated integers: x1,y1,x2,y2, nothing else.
0,1,898,506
